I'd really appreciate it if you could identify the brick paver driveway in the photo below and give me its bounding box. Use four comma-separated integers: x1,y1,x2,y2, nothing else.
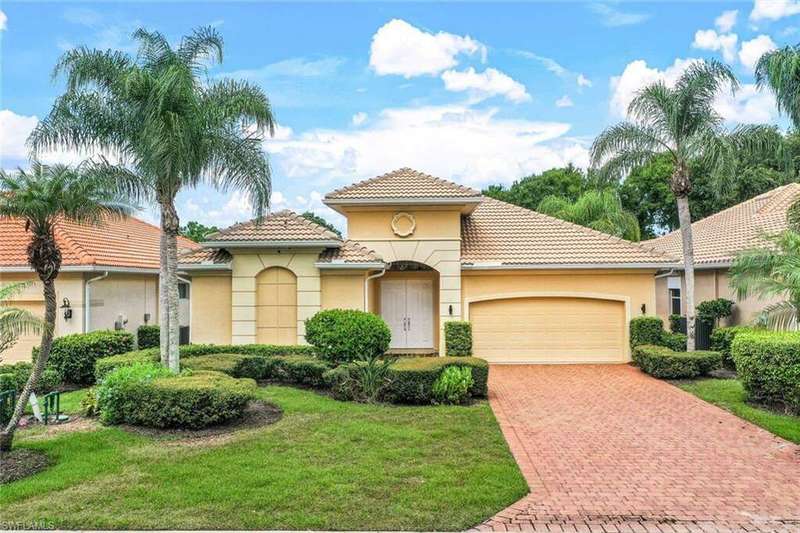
478,365,800,533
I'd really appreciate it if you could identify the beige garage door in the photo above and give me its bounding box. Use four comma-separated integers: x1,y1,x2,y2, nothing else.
470,297,626,363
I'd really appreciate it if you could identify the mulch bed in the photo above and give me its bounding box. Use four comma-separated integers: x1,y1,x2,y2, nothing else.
0,448,51,484
118,400,283,440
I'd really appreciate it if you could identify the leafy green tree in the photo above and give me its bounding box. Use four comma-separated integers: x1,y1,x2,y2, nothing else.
301,211,341,237
0,282,44,360
0,162,131,451
619,154,676,238
592,60,782,350
538,189,641,241
180,221,220,243
483,165,588,211
730,231,800,330
29,27,275,371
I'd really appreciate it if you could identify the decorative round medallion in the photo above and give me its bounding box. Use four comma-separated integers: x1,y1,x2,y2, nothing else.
391,212,416,238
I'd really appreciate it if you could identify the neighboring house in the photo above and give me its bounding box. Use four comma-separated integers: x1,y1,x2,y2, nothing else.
180,168,678,364
0,215,198,363
644,183,800,327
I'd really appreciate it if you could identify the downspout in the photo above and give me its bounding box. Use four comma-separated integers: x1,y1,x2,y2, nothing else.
177,274,192,344
364,266,387,312
84,272,109,333
654,269,677,279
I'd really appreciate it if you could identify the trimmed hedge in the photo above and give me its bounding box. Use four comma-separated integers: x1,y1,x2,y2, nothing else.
382,357,488,404
37,330,134,385
632,345,721,379
630,316,665,347
137,325,160,349
96,363,256,429
182,353,330,387
661,331,687,352
732,331,800,413
0,362,60,394
710,326,758,370
444,321,472,356
95,349,159,381
305,309,390,365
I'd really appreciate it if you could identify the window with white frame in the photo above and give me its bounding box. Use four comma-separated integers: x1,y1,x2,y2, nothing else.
668,277,681,315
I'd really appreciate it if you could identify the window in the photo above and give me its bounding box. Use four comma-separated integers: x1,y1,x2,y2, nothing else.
178,283,190,299
669,288,681,315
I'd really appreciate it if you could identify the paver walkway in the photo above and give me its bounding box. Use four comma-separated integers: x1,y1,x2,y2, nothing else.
477,365,800,533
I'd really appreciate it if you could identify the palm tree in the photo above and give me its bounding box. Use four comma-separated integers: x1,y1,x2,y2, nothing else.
537,189,641,241
591,60,783,350
28,27,275,371
0,283,45,360
0,162,132,451
729,230,800,330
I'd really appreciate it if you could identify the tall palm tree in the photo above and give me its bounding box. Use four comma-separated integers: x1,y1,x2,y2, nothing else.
0,282,45,359
729,230,800,330
28,27,275,371
0,162,132,451
591,60,783,350
537,189,641,241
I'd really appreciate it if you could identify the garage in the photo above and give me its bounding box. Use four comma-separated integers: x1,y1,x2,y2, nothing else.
469,296,627,363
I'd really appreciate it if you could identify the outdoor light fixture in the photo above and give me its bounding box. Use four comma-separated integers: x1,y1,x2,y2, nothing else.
61,298,72,320
448,304,453,316
641,304,646,314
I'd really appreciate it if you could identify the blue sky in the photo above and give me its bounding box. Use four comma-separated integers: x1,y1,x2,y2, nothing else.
1,1,798,232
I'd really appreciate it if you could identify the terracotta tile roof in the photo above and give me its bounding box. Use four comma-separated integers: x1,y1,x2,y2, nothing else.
461,198,678,267
0,215,199,271
318,241,383,264
207,210,342,243
644,183,800,265
179,247,232,266
325,168,480,201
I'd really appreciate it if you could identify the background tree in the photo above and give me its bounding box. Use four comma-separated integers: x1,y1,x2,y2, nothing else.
538,189,641,241
29,27,275,371
301,211,342,237
591,60,782,350
0,162,131,451
0,283,44,361
483,165,590,211
180,221,220,243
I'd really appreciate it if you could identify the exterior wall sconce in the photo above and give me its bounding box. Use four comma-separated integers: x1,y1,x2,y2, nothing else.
448,304,453,316
60,298,72,321
641,303,646,315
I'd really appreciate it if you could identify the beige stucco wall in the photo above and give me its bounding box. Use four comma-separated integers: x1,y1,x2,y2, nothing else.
190,274,232,345
89,274,158,333
321,271,366,310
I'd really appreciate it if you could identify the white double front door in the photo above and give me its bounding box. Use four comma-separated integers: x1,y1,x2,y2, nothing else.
380,279,434,349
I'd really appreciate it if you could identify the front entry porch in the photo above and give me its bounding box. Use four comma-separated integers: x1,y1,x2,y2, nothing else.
376,262,439,353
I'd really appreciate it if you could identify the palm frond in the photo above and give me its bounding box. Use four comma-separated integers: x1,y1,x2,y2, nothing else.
179,26,224,69
756,46,800,127
756,300,799,330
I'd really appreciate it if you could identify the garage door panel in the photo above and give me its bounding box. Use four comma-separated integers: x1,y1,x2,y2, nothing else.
471,297,625,363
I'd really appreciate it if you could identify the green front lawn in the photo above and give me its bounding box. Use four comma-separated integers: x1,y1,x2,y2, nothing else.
678,379,800,444
3,386,527,530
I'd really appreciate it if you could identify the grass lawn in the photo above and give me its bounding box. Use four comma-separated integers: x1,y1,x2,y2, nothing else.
678,378,800,444
2,386,527,530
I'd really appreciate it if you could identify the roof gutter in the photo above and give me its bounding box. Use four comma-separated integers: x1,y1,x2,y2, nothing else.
461,262,683,270
364,266,387,311
315,261,386,270
1,265,160,275
202,240,342,249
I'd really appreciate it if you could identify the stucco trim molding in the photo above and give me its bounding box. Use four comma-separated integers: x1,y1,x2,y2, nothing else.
315,261,386,270
203,240,341,249
462,262,679,270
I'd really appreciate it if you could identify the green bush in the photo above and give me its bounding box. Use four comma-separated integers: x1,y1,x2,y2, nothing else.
137,325,160,349
732,331,800,413
0,362,60,393
96,363,256,428
661,331,687,352
630,316,665,347
305,309,391,365
432,366,474,404
632,345,721,379
181,353,330,387
710,326,758,370
697,298,734,324
95,349,159,381
444,321,472,356
80,388,99,417
38,330,134,385
383,357,488,404
668,314,683,333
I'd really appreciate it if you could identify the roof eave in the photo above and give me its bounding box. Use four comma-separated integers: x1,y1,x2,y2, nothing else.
177,263,233,271
323,196,483,215
202,239,342,249
0,265,161,274
315,261,386,270
461,262,682,270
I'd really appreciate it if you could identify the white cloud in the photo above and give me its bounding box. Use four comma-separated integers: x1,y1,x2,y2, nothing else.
224,57,345,80
609,58,777,124
588,3,651,27
577,73,593,88
739,34,777,71
369,19,485,78
555,95,574,108
0,10,7,31
751,0,800,21
514,51,568,77
692,29,738,63
351,112,368,126
715,9,738,32
441,67,531,103
266,104,588,190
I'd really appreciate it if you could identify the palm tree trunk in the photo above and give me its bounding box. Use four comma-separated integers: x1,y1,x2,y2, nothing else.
0,279,56,451
160,197,181,372
676,195,697,351
158,213,169,366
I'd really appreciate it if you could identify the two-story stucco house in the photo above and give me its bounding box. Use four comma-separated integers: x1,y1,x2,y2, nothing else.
180,168,678,363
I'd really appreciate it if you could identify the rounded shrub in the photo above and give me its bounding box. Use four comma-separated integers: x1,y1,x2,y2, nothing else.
137,325,160,349
305,309,390,365
0,362,60,393
632,345,721,379
96,362,256,429
630,316,665,347
710,326,758,370
732,330,800,413
432,366,474,404
444,321,472,356
39,330,134,385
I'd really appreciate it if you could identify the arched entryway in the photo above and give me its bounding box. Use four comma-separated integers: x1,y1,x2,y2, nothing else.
256,266,297,345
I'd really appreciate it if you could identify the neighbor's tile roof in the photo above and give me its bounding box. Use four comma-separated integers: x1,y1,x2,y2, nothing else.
207,210,342,242
461,198,678,266
318,240,383,264
325,167,481,201
179,247,233,265
0,215,199,270
644,183,800,265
